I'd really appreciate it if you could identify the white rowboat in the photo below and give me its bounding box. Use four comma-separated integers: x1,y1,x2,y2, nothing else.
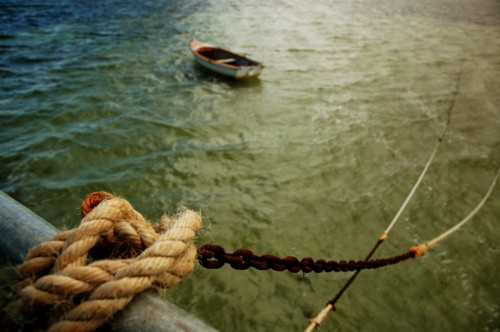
189,39,264,79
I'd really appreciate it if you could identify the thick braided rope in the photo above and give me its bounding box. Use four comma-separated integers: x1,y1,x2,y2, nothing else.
16,193,202,332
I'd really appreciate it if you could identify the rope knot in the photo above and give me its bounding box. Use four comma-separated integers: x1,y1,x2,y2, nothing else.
15,192,202,332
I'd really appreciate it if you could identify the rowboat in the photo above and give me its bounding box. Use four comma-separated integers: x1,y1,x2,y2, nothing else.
189,39,264,79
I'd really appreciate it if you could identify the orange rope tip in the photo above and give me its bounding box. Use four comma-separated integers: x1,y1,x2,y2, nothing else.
409,243,430,257
81,191,116,217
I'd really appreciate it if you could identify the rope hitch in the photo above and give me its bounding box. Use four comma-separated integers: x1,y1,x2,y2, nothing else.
15,192,202,332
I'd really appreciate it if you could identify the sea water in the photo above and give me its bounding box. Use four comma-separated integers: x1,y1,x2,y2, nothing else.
1,0,499,331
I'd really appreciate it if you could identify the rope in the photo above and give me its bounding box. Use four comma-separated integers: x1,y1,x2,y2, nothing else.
411,166,500,257
306,70,463,332
16,192,202,332
380,70,457,240
314,112,452,316
305,166,498,332
13,164,496,331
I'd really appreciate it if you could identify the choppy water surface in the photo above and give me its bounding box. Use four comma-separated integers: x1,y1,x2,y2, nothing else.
1,0,499,331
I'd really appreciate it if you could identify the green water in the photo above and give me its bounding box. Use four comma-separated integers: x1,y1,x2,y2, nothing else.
1,0,499,331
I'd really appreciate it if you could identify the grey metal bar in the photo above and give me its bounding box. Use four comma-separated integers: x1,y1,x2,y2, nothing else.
0,191,217,332
0,191,58,265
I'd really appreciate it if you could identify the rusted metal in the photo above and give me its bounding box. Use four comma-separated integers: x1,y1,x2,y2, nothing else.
197,243,415,273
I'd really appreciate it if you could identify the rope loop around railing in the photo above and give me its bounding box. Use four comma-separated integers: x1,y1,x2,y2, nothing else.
16,192,202,332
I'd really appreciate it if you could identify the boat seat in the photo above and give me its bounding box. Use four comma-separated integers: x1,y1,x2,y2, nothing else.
215,58,236,64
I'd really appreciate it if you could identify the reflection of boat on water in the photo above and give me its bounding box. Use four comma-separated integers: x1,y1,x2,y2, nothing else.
189,39,264,79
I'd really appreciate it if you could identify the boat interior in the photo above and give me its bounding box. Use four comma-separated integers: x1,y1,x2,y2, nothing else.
198,49,259,67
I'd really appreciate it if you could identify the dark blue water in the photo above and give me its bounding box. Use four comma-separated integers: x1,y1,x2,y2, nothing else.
1,0,500,331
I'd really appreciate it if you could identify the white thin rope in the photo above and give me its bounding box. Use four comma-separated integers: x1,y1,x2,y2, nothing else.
426,167,499,249
382,131,444,238
305,70,463,332
381,71,460,240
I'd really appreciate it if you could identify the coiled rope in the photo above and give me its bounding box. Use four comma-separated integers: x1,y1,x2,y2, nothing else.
16,192,202,332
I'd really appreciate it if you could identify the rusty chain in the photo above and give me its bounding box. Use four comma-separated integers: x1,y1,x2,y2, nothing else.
197,244,415,273
79,192,416,275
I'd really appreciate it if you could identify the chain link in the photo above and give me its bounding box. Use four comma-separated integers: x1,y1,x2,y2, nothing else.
197,244,415,273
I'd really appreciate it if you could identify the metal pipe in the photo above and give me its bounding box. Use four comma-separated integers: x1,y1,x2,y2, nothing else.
0,191,217,332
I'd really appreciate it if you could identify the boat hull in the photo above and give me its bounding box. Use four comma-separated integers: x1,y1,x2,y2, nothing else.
192,56,263,79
